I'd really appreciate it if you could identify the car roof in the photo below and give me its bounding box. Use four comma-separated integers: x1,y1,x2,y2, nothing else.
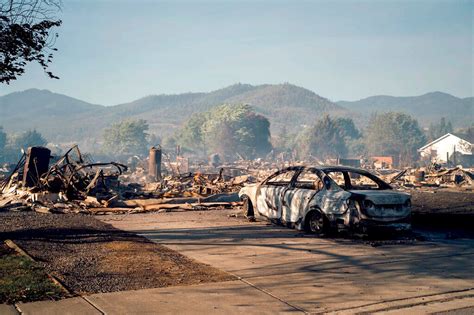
283,165,371,174
317,165,371,173
278,165,391,189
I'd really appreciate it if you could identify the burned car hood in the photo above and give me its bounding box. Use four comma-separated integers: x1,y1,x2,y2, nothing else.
348,190,410,205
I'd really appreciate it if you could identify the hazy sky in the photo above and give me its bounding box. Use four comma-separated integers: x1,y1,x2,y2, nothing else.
0,0,472,105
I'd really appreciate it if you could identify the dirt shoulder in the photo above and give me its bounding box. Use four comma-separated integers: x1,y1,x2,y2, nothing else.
408,189,474,238
410,189,474,215
0,212,234,296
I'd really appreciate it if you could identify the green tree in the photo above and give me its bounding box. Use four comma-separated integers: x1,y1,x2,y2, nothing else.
13,129,47,149
0,126,6,161
204,120,238,158
176,112,207,151
297,115,348,160
428,117,453,141
273,125,295,152
365,112,426,166
333,117,361,140
347,138,367,157
457,125,474,144
162,134,177,150
177,104,272,160
0,126,6,150
103,119,149,155
3,129,48,161
148,133,161,147
333,117,365,157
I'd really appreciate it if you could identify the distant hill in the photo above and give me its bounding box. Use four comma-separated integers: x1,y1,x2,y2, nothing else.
0,89,104,142
223,84,346,132
0,86,472,150
338,92,474,127
0,84,347,145
104,83,348,136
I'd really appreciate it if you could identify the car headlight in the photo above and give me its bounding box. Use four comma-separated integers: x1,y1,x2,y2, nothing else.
362,200,376,216
363,200,374,209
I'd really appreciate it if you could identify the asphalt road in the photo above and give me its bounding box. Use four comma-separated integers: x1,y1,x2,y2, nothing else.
98,209,474,314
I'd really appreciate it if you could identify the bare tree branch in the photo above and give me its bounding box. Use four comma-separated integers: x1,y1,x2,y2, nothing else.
0,0,62,83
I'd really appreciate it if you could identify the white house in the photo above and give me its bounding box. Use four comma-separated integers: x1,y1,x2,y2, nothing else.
418,133,472,164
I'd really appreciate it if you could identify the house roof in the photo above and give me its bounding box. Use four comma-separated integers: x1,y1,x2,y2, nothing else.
371,156,394,163
418,133,472,152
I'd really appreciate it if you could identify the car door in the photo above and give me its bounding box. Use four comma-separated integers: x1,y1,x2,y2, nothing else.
256,169,298,219
281,168,323,223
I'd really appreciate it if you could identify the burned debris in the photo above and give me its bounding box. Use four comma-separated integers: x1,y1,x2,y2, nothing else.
0,145,260,215
0,145,127,213
1,142,473,222
378,166,474,190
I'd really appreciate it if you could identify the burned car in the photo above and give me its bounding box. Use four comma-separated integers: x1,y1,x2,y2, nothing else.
239,166,411,234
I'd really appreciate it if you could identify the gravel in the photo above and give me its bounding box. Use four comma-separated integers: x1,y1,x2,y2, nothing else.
0,212,234,295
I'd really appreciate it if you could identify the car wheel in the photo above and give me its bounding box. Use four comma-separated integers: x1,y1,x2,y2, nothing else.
306,211,326,235
242,196,255,220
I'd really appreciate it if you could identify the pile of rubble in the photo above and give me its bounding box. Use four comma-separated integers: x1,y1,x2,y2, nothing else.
0,146,128,213
0,146,266,215
3,144,472,217
378,165,474,190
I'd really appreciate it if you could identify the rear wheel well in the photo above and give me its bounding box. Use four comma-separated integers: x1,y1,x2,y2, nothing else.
241,195,254,218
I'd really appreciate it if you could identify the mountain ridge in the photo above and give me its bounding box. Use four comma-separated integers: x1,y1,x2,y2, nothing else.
1,84,472,148
337,91,473,127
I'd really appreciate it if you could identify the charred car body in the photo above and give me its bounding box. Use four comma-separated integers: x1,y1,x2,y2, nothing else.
239,166,411,234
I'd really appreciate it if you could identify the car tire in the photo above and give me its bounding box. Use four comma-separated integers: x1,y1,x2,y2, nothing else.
242,196,255,221
306,210,327,235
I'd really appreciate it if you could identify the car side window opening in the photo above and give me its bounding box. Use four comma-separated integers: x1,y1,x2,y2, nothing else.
295,169,323,190
348,171,381,190
326,170,388,190
325,171,346,188
266,170,297,185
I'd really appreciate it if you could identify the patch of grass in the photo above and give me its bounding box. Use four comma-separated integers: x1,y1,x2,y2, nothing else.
0,244,65,304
